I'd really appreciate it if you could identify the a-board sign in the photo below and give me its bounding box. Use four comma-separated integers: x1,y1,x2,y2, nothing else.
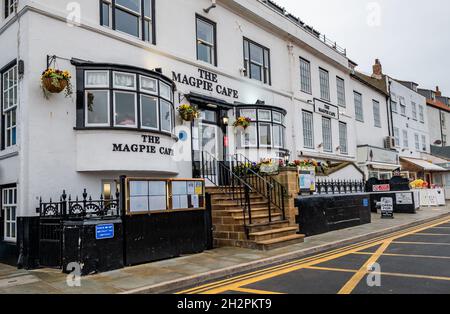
373,184,391,192
380,197,394,219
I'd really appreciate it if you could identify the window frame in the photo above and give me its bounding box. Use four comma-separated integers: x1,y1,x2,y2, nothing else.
319,68,330,102
302,110,314,149
84,90,111,127
411,102,417,120
4,0,17,19
339,121,348,155
322,116,332,153
403,129,409,148
196,14,217,66
100,0,156,44
78,65,175,136
373,99,381,128
2,186,17,242
419,105,425,123
299,57,312,94
237,106,286,150
336,76,346,107
243,38,271,85
1,61,18,151
394,127,400,147
354,91,364,122
414,133,420,150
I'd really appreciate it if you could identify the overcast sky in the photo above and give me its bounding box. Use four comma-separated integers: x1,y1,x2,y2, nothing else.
276,0,450,95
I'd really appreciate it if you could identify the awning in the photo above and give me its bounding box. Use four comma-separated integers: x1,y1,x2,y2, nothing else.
401,157,447,172
186,93,235,109
369,163,400,171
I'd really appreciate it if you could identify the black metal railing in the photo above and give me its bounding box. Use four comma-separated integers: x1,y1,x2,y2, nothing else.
38,189,120,220
230,154,286,222
201,151,254,234
315,179,366,195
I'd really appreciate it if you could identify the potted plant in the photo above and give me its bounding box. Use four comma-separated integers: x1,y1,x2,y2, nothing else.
177,104,199,122
41,68,73,97
233,116,252,130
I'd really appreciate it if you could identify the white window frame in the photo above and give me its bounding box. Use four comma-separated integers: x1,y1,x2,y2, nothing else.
354,91,364,122
140,94,159,131
113,90,138,128
419,105,425,122
373,100,381,128
319,68,330,101
394,127,400,147
336,76,346,107
322,117,332,153
3,187,17,242
4,0,17,19
196,16,216,66
441,112,447,130
258,122,272,148
272,124,284,149
258,109,272,122
391,100,398,113
113,71,137,91
85,90,111,127
302,111,314,149
159,99,173,133
339,122,348,155
411,102,417,120
403,130,409,148
415,133,420,150
85,70,110,88
273,111,282,124
159,81,173,102
2,65,18,149
240,123,258,148
421,135,427,151
299,57,312,94
139,75,158,95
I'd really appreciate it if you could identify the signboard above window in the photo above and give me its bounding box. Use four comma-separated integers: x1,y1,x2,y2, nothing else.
314,99,339,120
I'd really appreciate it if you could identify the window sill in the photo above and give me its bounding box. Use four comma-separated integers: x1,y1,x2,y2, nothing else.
0,147,19,160
74,127,179,141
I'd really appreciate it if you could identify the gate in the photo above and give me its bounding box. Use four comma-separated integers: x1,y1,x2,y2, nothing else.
38,201,65,268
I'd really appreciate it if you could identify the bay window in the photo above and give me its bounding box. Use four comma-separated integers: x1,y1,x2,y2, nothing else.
243,38,271,85
100,0,155,44
80,65,175,135
237,107,286,150
2,64,18,149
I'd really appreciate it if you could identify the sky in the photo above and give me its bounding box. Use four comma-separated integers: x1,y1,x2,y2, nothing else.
276,0,450,95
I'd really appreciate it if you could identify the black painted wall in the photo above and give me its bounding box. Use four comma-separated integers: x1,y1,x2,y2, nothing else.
296,194,372,237
123,210,208,266
369,192,416,214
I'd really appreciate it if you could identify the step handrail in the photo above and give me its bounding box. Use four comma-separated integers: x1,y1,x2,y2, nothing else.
231,154,287,222
201,151,254,232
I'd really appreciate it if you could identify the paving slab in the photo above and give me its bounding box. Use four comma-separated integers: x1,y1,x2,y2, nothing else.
0,205,448,294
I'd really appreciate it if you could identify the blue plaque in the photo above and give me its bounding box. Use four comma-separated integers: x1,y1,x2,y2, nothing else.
363,198,369,207
96,224,114,240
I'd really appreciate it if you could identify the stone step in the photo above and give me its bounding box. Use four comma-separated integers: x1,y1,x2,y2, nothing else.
233,213,283,224
211,194,266,203
249,226,299,242
212,200,269,210
212,207,278,218
256,234,305,251
247,220,291,233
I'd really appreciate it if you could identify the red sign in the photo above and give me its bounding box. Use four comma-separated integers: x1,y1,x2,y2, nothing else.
224,136,229,148
373,184,390,192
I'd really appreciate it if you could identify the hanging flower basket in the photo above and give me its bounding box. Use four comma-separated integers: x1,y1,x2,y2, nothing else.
41,68,73,98
178,104,200,122
233,117,252,130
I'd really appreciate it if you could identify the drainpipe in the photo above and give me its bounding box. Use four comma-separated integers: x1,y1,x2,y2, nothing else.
386,78,393,137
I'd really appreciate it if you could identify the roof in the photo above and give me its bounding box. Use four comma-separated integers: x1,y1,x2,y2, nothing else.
400,157,447,172
431,146,450,159
426,98,450,113
351,71,388,96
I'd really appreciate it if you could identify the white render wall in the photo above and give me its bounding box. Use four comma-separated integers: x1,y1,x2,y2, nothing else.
0,0,388,216
389,79,430,158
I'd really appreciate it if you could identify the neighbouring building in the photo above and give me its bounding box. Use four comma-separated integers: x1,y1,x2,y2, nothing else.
0,0,373,266
417,86,450,148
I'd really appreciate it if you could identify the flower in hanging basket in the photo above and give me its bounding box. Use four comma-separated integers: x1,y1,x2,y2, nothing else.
233,116,252,130
41,68,73,98
177,104,200,122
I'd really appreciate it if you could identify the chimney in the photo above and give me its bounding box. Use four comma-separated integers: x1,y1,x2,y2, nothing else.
436,86,442,97
372,59,383,80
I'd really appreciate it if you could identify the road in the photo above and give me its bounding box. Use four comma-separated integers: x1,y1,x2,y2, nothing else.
179,216,450,294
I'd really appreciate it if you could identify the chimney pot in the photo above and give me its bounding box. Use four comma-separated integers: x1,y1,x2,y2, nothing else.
436,86,442,97
372,59,383,80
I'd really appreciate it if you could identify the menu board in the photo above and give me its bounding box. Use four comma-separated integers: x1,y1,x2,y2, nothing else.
129,180,167,213
172,181,204,209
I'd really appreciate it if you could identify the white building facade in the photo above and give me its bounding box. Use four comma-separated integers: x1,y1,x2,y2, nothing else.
0,0,383,262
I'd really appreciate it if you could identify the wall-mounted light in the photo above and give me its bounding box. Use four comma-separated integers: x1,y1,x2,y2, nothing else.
284,151,291,164
222,116,229,126
204,0,217,13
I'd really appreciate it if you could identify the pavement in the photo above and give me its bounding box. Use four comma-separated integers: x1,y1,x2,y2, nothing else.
0,205,449,294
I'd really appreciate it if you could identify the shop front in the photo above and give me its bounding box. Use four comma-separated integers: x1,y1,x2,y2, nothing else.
357,145,400,180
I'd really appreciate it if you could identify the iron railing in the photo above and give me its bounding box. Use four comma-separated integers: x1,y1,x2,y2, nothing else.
201,151,254,233
316,179,366,195
38,189,121,220
230,154,286,222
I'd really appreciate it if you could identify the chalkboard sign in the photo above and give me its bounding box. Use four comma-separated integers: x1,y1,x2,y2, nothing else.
380,197,394,219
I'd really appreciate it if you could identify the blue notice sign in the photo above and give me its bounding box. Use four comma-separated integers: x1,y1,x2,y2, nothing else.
96,224,114,240
363,199,369,207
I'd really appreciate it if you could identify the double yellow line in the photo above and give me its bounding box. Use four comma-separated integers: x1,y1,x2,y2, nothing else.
178,215,450,294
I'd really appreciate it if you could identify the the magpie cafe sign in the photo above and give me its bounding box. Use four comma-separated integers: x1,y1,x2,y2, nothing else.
112,135,174,156
173,68,239,99
314,99,339,119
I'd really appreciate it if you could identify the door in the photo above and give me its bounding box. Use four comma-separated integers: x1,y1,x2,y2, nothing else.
192,109,224,185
